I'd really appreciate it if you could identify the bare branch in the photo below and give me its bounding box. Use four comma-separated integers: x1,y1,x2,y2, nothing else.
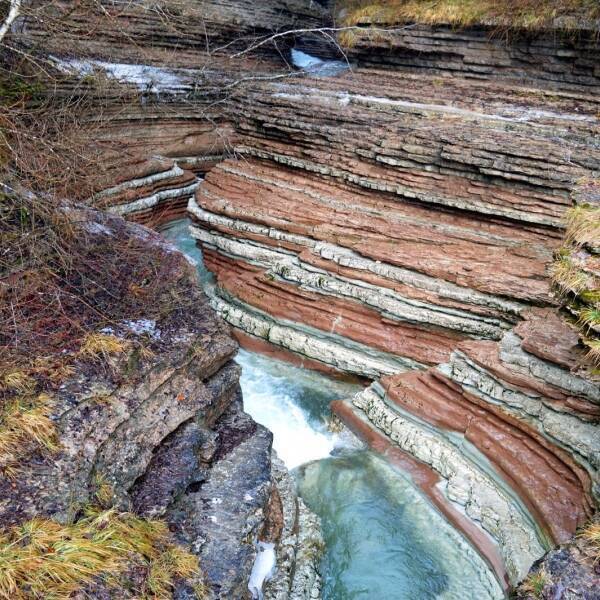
0,0,21,43
230,24,415,58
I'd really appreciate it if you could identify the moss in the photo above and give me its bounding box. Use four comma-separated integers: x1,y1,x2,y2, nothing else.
0,507,202,599
0,74,43,106
94,474,115,508
580,289,600,304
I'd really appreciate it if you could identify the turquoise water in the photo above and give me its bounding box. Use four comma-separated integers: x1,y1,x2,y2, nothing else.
160,219,501,600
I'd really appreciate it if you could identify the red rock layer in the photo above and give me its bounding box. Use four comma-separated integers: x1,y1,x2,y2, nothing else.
199,158,560,303
380,367,593,545
204,248,467,366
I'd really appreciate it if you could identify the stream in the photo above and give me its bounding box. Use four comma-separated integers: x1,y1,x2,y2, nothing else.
160,218,501,600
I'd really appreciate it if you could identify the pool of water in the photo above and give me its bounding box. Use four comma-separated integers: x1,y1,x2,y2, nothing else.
160,219,502,600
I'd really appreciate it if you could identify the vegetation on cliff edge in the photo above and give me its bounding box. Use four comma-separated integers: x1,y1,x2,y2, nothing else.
337,0,600,30
0,506,202,599
550,181,600,369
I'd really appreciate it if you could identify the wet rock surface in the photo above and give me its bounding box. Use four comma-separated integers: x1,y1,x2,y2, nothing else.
167,392,273,599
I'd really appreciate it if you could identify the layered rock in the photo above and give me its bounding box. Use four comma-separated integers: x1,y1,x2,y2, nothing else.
10,0,330,224
0,205,322,599
182,15,600,591
338,22,600,94
333,308,598,583
8,0,600,594
189,66,599,377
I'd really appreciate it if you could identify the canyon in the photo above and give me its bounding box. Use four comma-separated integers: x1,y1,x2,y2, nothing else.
2,0,599,598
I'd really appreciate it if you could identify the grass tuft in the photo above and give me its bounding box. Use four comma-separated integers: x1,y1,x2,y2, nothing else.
582,338,600,367
579,307,600,331
564,205,600,249
0,507,202,599
79,333,129,359
551,199,600,369
549,254,590,295
0,370,36,394
579,522,600,561
520,568,548,598
0,394,58,477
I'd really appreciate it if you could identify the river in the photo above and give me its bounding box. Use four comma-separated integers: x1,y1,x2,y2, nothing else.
160,218,501,600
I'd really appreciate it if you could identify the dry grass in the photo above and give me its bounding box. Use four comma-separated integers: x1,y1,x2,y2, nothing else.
565,205,600,249
79,333,129,359
0,189,193,393
337,0,600,30
550,202,600,368
579,521,600,561
0,393,58,478
0,370,36,394
0,506,202,599
582,338,600,366
549,254,590,295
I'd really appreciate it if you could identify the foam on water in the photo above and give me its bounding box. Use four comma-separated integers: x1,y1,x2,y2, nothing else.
236,349,358,469
248,542,276,599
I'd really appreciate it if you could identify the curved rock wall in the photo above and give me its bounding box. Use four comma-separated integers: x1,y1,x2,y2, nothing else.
182,18,600,590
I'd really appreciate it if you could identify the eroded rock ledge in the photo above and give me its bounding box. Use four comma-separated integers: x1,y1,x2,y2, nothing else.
0,205,322,599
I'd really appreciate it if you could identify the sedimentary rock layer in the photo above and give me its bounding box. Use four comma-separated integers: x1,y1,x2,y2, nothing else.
339,22,600,94
333,307,599,584
184,21,600,590
189,67,599,377
11,0,599,592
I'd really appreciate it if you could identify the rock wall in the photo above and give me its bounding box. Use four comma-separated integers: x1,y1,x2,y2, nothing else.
340,23,600,94
9,0,599,594
182,16,600,591
190,63,599,376
0,206,321,598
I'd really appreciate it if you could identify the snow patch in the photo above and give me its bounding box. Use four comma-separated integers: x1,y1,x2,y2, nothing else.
123,319,160,339
291,49,323,69
248,542,276,600
50,56,198,93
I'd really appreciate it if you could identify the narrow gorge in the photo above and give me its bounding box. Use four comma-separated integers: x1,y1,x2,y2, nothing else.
1,0,599,598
